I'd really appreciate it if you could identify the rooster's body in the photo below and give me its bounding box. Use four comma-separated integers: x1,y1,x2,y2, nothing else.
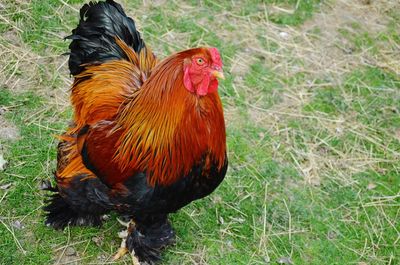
44,0,227,263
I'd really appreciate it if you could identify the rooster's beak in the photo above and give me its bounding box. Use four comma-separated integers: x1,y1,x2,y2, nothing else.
212,70,225,80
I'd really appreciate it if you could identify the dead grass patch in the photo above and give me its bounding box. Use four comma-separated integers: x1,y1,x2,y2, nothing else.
0,30,70,112
225,0,400,186
0,30,39,93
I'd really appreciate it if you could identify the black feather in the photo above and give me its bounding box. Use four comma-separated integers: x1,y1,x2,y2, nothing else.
44,193,104,230
44,174,113,230
67,0,145,75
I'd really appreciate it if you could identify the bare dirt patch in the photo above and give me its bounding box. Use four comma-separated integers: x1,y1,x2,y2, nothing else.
0,116,19,141
53,246,80,265
0,106,19,141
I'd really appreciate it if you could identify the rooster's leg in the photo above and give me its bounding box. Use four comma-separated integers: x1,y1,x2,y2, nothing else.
113,219,140,265
114,214,175,264
124,214,176,264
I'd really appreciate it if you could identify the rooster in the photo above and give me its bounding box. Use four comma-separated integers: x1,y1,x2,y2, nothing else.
44,0,227,263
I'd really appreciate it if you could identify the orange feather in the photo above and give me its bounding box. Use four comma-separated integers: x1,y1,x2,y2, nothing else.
58,41,226,188
68,39,157,134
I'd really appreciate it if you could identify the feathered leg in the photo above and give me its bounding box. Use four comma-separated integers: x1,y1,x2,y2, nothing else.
113,219,140,265
113,214,176,264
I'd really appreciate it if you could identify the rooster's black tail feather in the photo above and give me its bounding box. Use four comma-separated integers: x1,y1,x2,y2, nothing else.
67,0,145,75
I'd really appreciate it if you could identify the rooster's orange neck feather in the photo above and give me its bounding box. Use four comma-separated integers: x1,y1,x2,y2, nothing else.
114,51,226,186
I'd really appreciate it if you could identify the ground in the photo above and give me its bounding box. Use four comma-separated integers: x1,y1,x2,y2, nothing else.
0,0,399,264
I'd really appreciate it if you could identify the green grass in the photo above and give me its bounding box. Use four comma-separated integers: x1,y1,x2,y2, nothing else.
1,0,399,264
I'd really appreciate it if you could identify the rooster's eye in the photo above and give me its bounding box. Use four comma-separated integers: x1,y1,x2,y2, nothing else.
196,58,205,65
